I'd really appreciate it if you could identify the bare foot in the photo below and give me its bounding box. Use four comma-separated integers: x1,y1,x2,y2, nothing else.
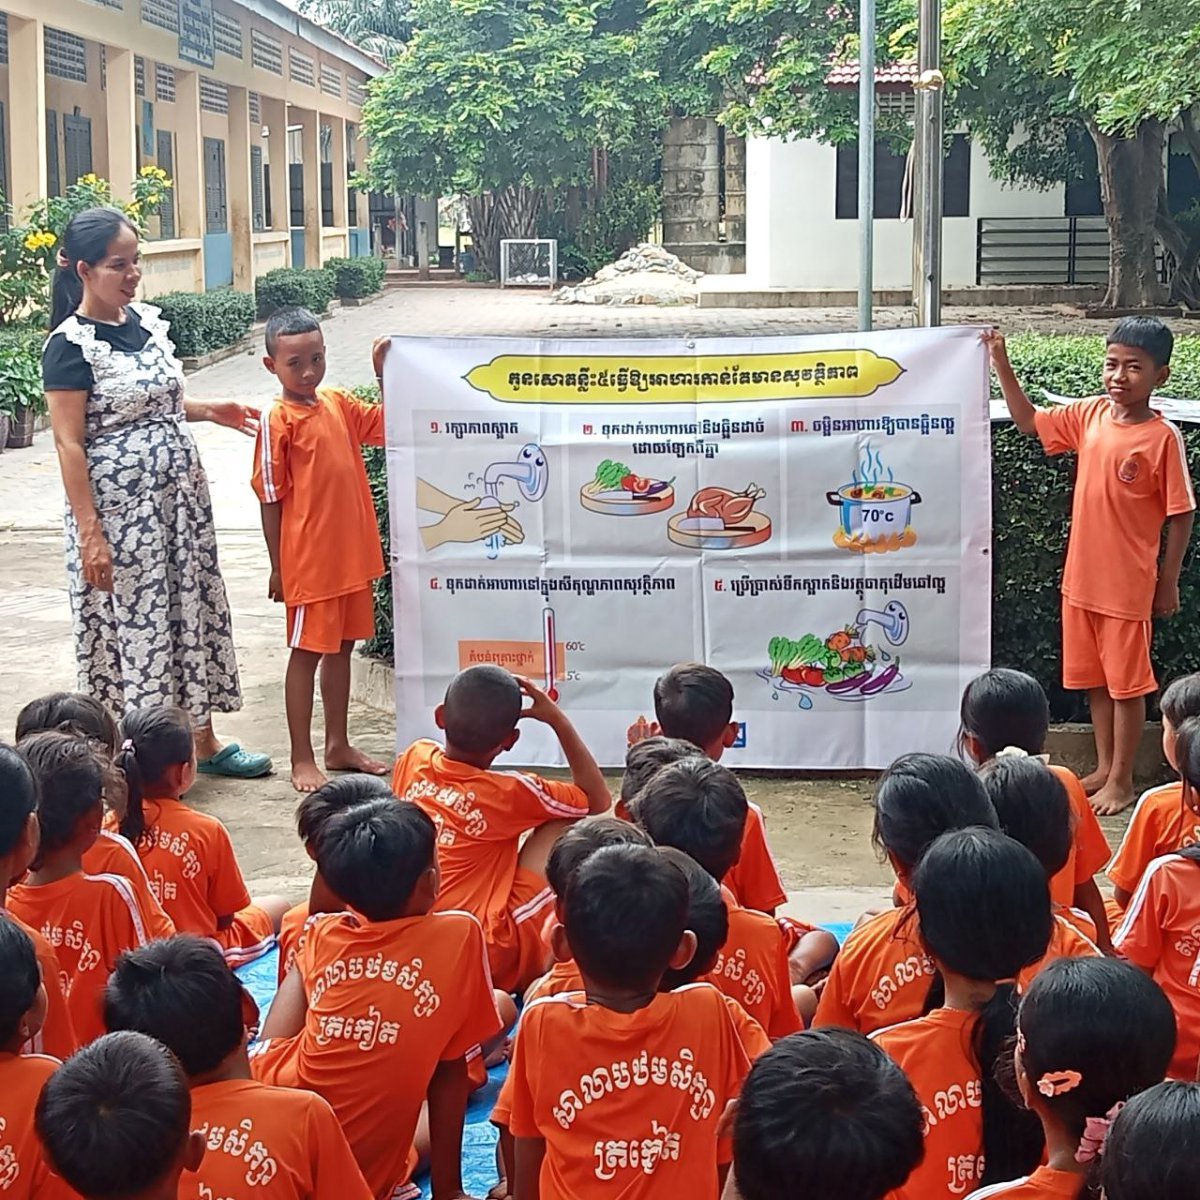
291,759,328,793
1080,769,1110,796
1090,780,1136,816
483,1035,513,1069
325,744,390,776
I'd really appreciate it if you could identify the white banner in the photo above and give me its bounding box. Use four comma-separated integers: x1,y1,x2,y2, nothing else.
383,327,992,769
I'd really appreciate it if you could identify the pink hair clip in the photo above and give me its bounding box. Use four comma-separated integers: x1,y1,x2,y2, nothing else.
1037,1069,1083,1098
1076,1102,1125,1164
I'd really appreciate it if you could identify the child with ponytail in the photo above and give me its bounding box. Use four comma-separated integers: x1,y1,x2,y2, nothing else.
1099,1081,1200,1200
116,706,288,964
1113,713,1200,1079
968,956,1175,1197
872,827,1053,1199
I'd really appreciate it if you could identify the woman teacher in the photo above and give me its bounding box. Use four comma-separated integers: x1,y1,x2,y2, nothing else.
42,206,270,778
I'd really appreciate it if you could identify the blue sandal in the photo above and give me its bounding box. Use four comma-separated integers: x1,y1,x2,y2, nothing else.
197,743,274,779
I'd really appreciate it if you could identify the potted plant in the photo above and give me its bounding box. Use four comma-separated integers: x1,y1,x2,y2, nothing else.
0,336,45,450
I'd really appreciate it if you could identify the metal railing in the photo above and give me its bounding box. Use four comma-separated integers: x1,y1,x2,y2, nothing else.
976,216,1110,285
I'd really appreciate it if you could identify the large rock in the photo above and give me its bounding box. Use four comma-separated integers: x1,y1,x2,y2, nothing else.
554,243,701,306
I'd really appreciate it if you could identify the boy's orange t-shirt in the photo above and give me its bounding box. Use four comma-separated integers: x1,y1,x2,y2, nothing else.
392,740,589,932
190,1077,373,1200
251,387,385,606
82,829,175,940
1048,765,1110,905
8,872,148,1045
725,803,788,913
277,900,313,985
3,911,76,1059
705,886,801,1039
0,1052,62,1200
966,1166,1083,1198
250,909,502,1200
872,1007,985,1200
1034,398,1195,620
508,983,751,1200
1113,852,1200,1079
1108,782,1200,898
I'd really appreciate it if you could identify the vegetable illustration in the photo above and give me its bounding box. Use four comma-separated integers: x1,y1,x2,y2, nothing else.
766,626,901,698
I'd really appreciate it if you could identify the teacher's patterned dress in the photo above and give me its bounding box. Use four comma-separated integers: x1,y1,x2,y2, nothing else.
42,303,242,718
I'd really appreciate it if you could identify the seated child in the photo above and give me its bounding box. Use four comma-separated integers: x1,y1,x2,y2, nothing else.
872,827,1054,1199
959,669,1111,947
636,756,836,1032
104,934,372,1200
508,842,753,1200
251,799,504,1200
115,706,289,964
0,918,62,1199
35,1030,204,1200
972,957,1176,1199
1108,673,1200,909
0,744,75,1058
727,1028,925,1200
391,665,610,993
652,664,786,914
279,773,394,983
16,693,175,941
617,735,698,820
252,306,389,793
1113,714,1200,1080
1099,1081,1200,1200
8,733,150,1044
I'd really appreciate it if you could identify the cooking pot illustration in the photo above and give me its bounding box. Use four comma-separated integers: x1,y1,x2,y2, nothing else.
827,482,922,541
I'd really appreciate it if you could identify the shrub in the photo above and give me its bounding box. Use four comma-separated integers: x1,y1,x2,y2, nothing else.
325,256,386,300
0,326,45,417
153,289,255,358
255,267,336,319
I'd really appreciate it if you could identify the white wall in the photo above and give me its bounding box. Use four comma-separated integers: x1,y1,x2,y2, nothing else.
746,133,1067,290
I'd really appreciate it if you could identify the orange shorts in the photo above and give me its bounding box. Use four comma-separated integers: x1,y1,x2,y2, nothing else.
215,904,276,967
486,867,556,994
286,587,375,655
1062,599,1156,700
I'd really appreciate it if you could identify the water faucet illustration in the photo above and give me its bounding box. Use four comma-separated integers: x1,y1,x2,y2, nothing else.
855,600,910,646
478,443,549,556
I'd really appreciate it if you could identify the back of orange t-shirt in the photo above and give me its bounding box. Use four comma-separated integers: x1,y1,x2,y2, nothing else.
0,1053,61,1200
277,900,314,985
1047,765,1110,907
84,829,175,940
1108,782,1200,898
724,804,787,913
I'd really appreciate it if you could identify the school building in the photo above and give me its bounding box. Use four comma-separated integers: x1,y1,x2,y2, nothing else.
0,0,382,297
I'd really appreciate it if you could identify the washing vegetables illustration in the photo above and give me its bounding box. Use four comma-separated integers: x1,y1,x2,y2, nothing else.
580,459,676,516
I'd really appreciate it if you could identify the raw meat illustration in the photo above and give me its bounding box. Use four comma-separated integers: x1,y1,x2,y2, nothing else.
687,483,766,528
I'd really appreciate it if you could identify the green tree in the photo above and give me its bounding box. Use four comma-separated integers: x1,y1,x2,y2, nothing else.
298,0,414,59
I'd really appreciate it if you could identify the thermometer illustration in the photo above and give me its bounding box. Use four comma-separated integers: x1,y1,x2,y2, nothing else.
543,607,559,701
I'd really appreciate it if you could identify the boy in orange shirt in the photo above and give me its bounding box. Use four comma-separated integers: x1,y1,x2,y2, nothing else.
509,843,752,1200
105,934,372,1200
36,1030,205,1200
392,664,610,993
651,664,787,913
252,306,388,792
987,319,1195,815
9,733,150,1044
252,799,504,1200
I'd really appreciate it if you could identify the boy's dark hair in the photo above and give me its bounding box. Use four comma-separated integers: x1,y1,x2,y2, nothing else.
732,1028,925,1200
959,669,1050,759
116,706,193,848
657,846,728,988
0,917,40,1045
317,798,435,921
1160,674,1200,728
16,692,119,757
265,305,322,355
978,756,1073,880
871,752,998,874
18,731,105,859
1102,1081,1200,1200
634,757,748,880
1172,716,1200,793
1108,316,1174,368
544,815,652,898
564,843,687,992
104,936,245,1077
296,773,393,847
0,743,38,858
653,664,734,752
36,1030,192,1199
914,828,1052,1187
620,735,698,808
441,665,523,754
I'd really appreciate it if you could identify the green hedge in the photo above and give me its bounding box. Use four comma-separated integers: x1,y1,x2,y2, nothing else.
325,256,386,300
154,289,255,358
255,267,336,319
361,335,1200,720
0,324,45,417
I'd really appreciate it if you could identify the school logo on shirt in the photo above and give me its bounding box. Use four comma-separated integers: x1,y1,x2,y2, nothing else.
1118,456,1141,483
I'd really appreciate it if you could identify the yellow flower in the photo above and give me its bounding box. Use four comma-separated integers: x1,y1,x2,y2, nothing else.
23,230,55,251
80,173,99,186
126,200,142,217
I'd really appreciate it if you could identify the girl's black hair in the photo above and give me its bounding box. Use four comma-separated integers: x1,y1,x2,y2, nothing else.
50,207,138,329
1020,957,1176,1199
871,752,998,874
1172,715,1200,795
0,744,38,859
1101,1081,1200,1200
978,757,1073,880
15,692,120,756
17,732,105,863
1159,674,1200,729
959,669,1051,759
913,827,1053,1187
116,707,193,848
0,917,41,1046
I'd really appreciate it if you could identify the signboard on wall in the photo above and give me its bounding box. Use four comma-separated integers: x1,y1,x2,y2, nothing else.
381,327,993,769
178,0,215,68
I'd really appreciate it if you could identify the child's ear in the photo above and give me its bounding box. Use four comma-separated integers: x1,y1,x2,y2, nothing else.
15,812,39,875
183,1130,207,1174
503,728,520,751
171,758,196,797
420,862,440,904
262,355,277,376
550,921,572,964
304,841,318,864
962,733,987,766
668,929,698,972
1158,364,1172,388
721,723,739,749
434,704,447,732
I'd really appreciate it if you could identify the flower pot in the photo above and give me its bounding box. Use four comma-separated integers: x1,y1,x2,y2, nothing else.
0,415,10,454
6,405,35,449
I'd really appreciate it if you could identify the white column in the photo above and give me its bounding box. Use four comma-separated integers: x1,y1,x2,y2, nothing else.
328,114,348,232
295,106,321,267
262,94,289,266
105,46,138,199
227,85,254,290
173,69,204,242
7,17,47,210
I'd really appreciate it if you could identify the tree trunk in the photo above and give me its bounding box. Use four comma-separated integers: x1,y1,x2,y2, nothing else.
496,183,543,239
466,192,503,279
1089,118,1168,309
